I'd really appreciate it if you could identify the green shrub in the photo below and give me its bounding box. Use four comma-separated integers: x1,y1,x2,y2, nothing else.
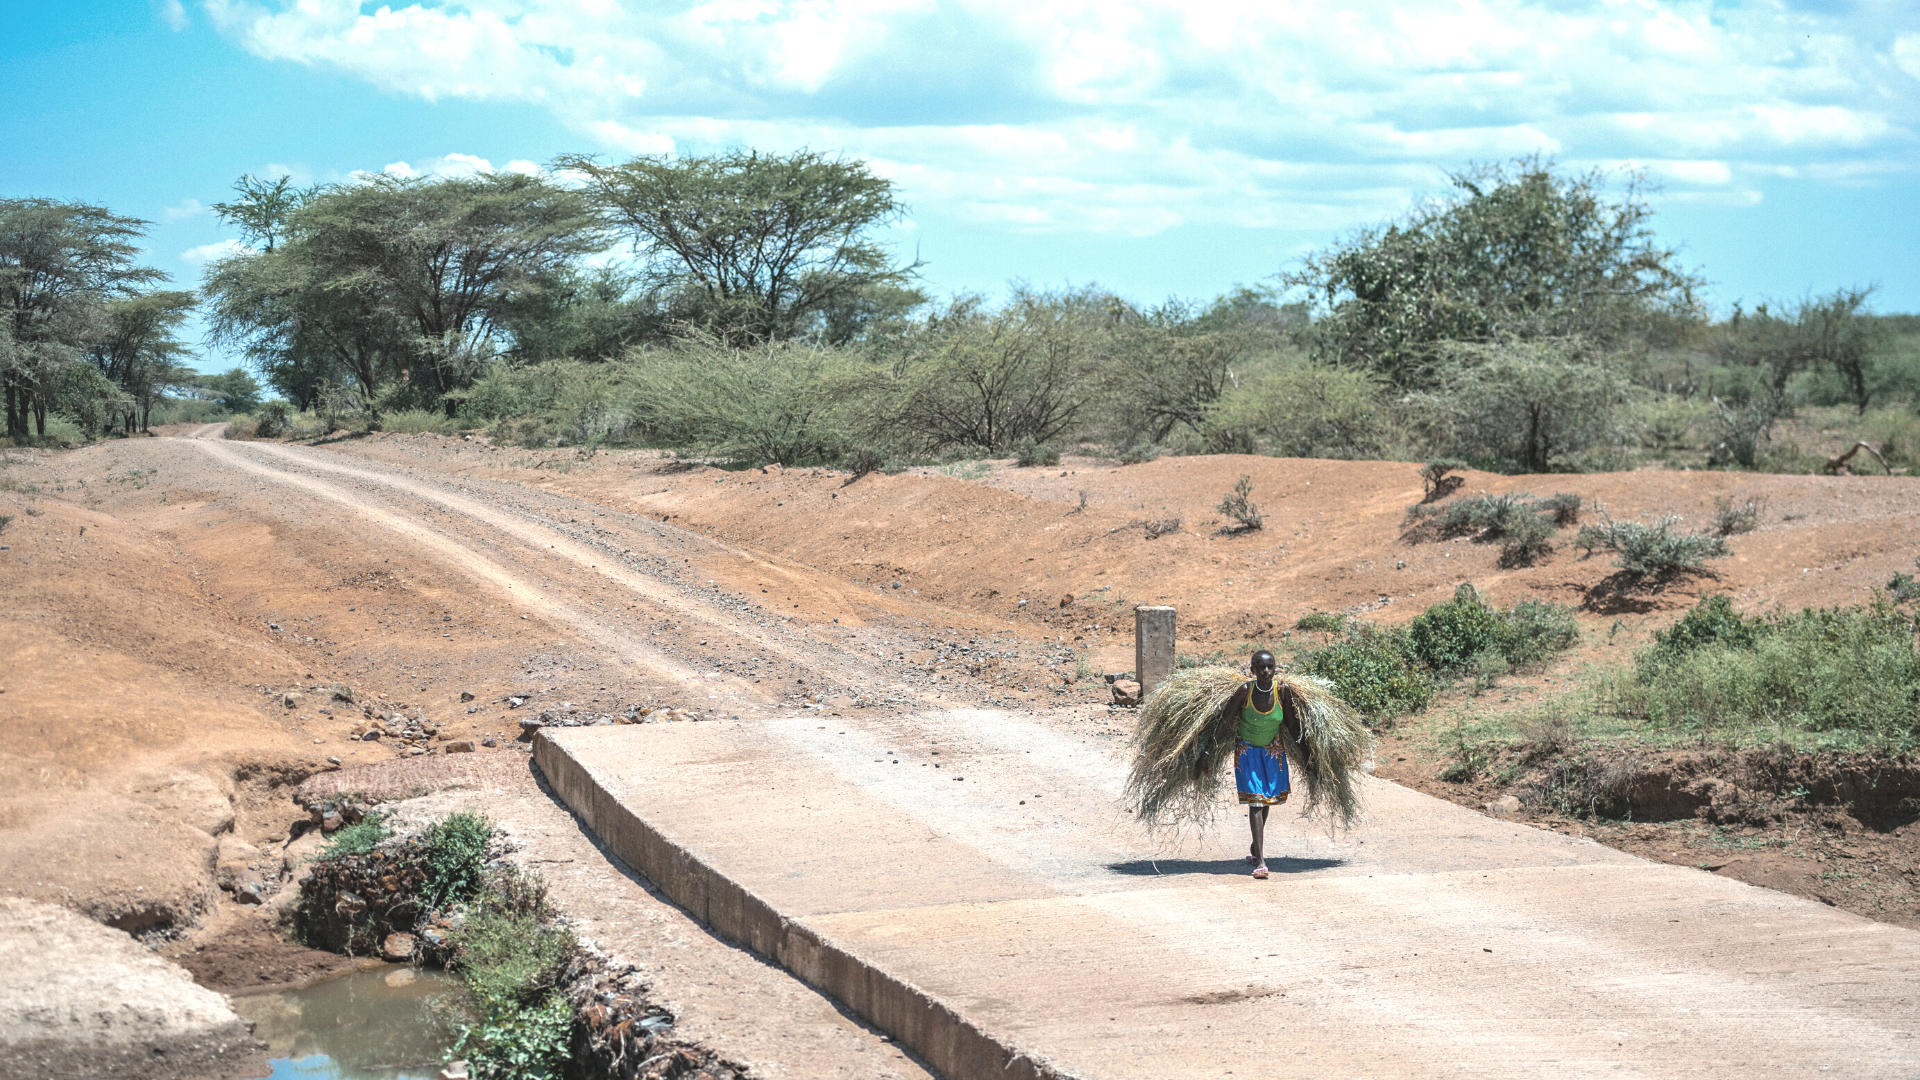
1014,437,1061,467
1712,495,1764,536
1408,584,1506,675
1295,612,1350,633
256,400,291,439
1115,442,1162,465
448,992,572,1080
1217,474,1263,530
0,515,12,536
1535,492,1581,527
1498,511,1555,567
1500,598,1581,670
421,812,493,910
1615,598,1920,747
318,813,389,859
1300,625,1432,719
1890,566,1920,603
1577,513,1730,579
380,408,458,435
1420,459,1465,499
841,446,887,478
1640,594,1766,672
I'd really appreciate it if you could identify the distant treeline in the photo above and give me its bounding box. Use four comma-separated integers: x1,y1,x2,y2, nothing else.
5,153,1918,473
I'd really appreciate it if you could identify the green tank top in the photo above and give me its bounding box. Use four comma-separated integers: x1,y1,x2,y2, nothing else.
1239,684,1282,746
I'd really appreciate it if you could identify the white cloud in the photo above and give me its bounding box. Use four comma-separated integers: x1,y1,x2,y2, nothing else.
163,198,206,221
205,0,1920,237
182,239,249,264
378,153,542,179
158,0,187,31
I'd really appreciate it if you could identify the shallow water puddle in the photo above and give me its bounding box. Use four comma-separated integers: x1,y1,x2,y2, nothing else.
231,965,456,1080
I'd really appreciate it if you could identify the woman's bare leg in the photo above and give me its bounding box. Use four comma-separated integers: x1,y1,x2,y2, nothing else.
1248,805,1269,864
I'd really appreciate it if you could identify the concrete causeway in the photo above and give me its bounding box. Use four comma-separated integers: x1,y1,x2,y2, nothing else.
537,712,1920,1080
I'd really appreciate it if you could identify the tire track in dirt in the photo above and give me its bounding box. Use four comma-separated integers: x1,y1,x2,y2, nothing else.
183,435,916,711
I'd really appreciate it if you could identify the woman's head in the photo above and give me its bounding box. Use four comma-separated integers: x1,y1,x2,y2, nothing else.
1251,649,1276,681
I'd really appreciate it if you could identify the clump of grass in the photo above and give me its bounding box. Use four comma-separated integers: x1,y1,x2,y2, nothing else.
1217,475,1263,531
940,459,990,480
1014,437,1061,467
318,813,389,859
1535,492,1582,527
379,408,459,435
1713,495,1765,536
1498,511,1555,567
0,514,11,535
1115,442,1163,465
1890,564,1920,603
1295,611,1350,633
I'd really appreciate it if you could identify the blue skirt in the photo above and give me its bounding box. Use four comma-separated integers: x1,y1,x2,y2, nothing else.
1235,740,1291,805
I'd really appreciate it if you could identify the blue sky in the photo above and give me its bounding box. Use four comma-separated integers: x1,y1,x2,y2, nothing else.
4,0,1919,372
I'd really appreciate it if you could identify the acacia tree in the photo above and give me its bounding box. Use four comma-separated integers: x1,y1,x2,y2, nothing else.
204,171,600,414
87,290,198,432
1285,157,1702,388
554,149,921,345
0,199,165,437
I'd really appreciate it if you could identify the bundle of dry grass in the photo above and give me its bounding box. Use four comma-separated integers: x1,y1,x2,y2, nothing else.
1124,666,1373,830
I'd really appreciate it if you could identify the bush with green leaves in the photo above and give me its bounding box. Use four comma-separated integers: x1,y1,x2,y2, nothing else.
421,811,493,910
1299,625,1432,719
1612,597,1920,748
448,990,572,1080
1428,341,1634,473
1013,437,1061,467
1499,599,1581,670
1638,594,1767,672
1408,584,1507,676
1497,511,1556,567
1200,360,1385,459
1294,612,1350,633
1535,492,1581,527
1576,510,1729,580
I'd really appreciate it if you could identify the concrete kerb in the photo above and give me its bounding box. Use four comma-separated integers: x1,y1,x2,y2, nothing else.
531,730,1069,1080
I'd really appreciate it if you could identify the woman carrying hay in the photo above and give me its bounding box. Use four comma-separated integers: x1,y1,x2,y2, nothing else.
1125,649,1371,876
1230,650,1302,879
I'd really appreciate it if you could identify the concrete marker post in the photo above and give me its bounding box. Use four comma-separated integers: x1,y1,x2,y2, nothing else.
1134,605,1176,697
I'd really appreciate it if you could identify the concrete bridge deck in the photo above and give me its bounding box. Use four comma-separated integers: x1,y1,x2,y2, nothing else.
537,712,1920,1080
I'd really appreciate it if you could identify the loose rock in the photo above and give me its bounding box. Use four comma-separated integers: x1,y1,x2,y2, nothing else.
1111,679,1142,707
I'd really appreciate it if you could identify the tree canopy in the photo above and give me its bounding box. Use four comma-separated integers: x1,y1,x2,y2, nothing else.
554,149,921,345
1284,157,1702,388
0,198,168,437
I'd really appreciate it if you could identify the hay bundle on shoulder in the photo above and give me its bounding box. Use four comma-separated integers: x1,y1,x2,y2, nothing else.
1124,666,1372,830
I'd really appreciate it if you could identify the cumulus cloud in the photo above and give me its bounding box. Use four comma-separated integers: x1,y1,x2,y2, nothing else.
163,198,207,222
204,0,1920,236
181,239,250,264
373,153,547,180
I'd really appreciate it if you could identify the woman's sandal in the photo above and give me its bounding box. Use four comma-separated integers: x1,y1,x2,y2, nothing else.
1251,864,1270,880
1246,853,1259,865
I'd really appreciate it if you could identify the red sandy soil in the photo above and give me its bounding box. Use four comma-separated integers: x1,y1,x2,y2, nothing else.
3,429,1916,990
